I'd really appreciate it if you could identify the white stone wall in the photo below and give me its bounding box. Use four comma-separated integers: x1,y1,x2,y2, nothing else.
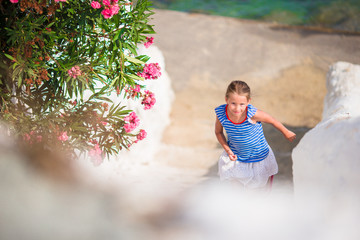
292,61,360,203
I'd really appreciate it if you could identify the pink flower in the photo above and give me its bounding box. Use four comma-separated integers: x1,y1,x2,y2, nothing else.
91,1,101,9
100,121,107,126
102,0,111,7
68,65,82,79
123,123,134,133
126,84,142,98
58,131,69,142
138,63,161,80
69,100,77,106
101,102,109,111
89,144,103,166
141,90,156,110
100,1,120,19
10,0,18,3
101,9,112,19
144,37,154,48
55,0,67,2
110,4,120,15
123,112,140,133
23,131,43,144
23,133,31,142
137,129,147,141
132,85,141,92
124,112,140,124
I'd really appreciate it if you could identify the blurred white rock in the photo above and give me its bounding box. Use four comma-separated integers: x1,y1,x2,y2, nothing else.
293,61,360,201
290,61,360,239
322,62,360,121
0,130,148,240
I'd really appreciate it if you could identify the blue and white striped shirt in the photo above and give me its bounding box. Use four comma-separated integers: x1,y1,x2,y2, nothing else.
215,104,269,162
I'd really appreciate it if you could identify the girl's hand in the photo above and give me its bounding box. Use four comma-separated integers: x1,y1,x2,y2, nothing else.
284,130,296,142
227,150,237,161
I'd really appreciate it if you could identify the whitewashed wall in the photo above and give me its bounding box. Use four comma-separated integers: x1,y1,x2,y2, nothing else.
292,61,360,204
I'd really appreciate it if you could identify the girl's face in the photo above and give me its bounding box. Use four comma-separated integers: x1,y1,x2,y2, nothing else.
226,93,250,116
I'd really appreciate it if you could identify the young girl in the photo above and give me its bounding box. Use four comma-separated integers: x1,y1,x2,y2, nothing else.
215,80,296,189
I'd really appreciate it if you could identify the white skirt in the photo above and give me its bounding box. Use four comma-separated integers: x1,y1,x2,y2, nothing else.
218,148,278,189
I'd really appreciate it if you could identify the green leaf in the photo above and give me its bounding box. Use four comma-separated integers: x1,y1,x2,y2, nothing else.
116,109,132,116
18,74,23,87
109,76,119,88
125,73,143,81
46,22,55,28
96,96,113,102
4,54,15,61
113,31,121,41
125,55,145,65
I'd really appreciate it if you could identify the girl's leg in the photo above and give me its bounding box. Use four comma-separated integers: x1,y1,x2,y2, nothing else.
249,176,274,193
266,175,274,192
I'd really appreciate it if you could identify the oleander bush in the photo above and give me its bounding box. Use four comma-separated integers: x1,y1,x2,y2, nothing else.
0,0,160,165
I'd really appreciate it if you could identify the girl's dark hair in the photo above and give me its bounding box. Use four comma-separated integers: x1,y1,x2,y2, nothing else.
225,80,251,100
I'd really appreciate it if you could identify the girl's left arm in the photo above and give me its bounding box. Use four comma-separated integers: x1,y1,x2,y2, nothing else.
252,110,296,142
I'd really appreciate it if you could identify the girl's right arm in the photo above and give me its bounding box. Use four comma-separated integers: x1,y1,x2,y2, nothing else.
252,110,296,142
215,117,237,161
